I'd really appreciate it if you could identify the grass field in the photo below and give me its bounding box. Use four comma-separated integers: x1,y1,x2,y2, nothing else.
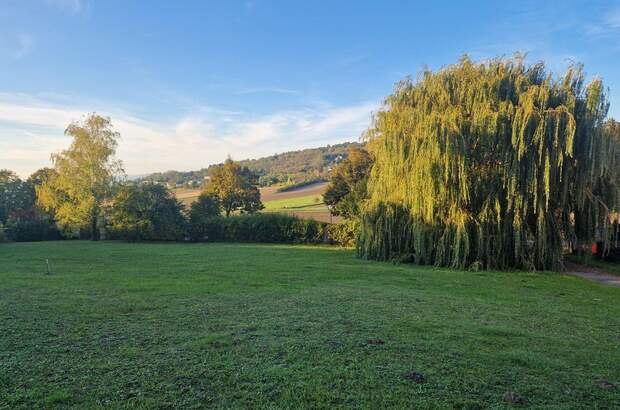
172,187,202,208
1,242,619,408
174,182,336,223
263,194,324,210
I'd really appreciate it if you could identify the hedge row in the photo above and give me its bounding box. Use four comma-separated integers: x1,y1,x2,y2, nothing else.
189,213,326,243
0,211,62,242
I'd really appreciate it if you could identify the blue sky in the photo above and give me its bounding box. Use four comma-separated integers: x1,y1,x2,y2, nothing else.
2,0,620,176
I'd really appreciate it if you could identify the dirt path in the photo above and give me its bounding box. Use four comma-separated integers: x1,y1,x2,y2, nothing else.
565,264,620,288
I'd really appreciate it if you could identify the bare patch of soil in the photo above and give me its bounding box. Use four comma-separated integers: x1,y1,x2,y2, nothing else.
503,391,526,405
401,372,426,384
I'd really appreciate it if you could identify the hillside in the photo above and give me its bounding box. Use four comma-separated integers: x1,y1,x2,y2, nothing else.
173,181,339,224
139,141,362,188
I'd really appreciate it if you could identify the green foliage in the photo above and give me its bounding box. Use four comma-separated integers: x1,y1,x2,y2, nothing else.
108,183,187,241
204,158,263,216
188,215,224,242
358,203,419,263
359,55,620,270
189,213,325,243
4,209,62,242
189,193,221,222
0,169,35,224
187,193,223,241
258,174,279,187
327,219,359,247
27,167,56,188
36,114,124,239
0,169,62,242
0,222,6,242
324,147,373,219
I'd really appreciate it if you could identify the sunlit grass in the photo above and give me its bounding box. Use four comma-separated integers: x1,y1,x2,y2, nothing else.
1,241,618,408
263,194,324,210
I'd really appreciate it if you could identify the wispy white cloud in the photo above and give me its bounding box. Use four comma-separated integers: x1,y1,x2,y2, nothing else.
583,7,620,37
45,0,88,14
604,8,620,29
0,93,376,177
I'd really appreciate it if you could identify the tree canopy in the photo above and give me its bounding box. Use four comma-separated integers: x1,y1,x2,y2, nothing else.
323,147,373,219
0,169,61,242
358,56,620,270
189,193,221,223
108,183,186,241
37,114,124,239
0,170,35,224
204,158,263,216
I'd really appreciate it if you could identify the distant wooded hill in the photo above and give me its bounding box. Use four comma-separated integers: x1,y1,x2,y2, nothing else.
138,141,362,188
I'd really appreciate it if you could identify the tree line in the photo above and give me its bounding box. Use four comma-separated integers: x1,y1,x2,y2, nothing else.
3,55,619,270
1,113,331,243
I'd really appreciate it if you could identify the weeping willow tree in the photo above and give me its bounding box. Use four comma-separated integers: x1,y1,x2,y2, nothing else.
604,119,620,248
358,55,620,270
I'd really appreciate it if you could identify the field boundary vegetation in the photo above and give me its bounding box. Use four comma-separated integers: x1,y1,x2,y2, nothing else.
2,55,619,271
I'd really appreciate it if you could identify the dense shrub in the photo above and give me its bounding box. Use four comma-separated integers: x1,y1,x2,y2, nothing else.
328,219,359,247
0,169,36,225
4,209,62,242
187,194,223,241
258,175,279,187
188,216,225,242
190,213,326,244
189,194,221,222
107,183,187,241
0,222,6,242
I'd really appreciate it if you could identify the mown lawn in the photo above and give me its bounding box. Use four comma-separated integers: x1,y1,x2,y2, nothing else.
1,241,619,408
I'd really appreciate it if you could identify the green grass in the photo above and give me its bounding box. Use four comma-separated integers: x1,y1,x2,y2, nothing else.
568,254,620,276
1,241,619,408
263,194,324,210
597,261,620,275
